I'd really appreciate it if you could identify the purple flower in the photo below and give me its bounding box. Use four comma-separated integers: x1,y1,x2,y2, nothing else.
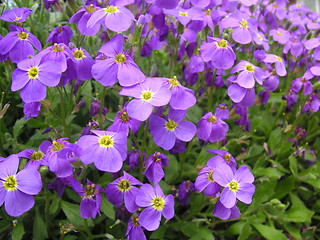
135,184,174,231
143,152,169,183
228,83,256,108
69,4,101,36
196,112,229,143
213,199,240,220
178,180,195,206
120,77,171,121
46,139,82,177
0,25,42,63
200,38,236,69
270,28,290,44
77,130,127,172
0,7,32,22
89,98,108,117
39,43,73,72
207,150,237,171
126,148,141,170
23,101,41,120
263,54,287,77
106,171,142,213
0,154,42,217
18,140,51,170
11,54,61,103
230,60,264,88
92,34,145,87
154,0,179,9
150,108,196,150
72,180,103,219
291,74,313,95
162,76,196,110
126,214,147,240
46,26,73,45
215,104,229,120
214,165,255,208
108,105,141,135
164,7,204,26
87,4,134,32
302,94,320,113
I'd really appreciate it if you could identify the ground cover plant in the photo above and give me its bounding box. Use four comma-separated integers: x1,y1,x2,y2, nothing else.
0,0,319,239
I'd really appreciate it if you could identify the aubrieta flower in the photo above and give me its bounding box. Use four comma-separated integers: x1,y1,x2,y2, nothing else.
207,149,237,171
200,38,236,69
46,25,73,45
0,7,32,22
126,148,142,170
214,164,255,208
72,179,103,219
164,6,204,26
45,138,82,177
92,34,145,87
304,37,320,60
77,130,127,172
89,98,108,117
23,101,41,120
11,54,61,103
0,154,42,217
18,140,52,170
196,112,229,143
153,0,179,9
108,105,141,135
126,214,146,240
228,83,256,108
221,13,256,44
150,108,196,150
263,54,287,76
106,171,142,213
178,180,195,206
87,4,134,32
162,76,196,110
69,4,101,36
230,60,264,88
213,199,240,220
135,184,174,231
143,152,169,183
120,77,172,121
214,104,229,120
270,28,290,44
0,25,42,63
39,43,73,72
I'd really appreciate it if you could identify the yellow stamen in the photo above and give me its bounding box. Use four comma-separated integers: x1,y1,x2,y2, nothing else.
152,197,165,211
27,67,39,79
141,91,153,101
99,135,114,148
3,176,17,191
165,120,178,131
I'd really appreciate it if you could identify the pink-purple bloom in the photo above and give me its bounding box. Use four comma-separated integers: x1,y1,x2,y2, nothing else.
0,154,42,217
0,7,32,23
143,152,169,183
135,184,174,231
46,26,73,45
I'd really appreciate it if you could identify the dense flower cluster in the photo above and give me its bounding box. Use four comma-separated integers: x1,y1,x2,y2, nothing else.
0,0,319,239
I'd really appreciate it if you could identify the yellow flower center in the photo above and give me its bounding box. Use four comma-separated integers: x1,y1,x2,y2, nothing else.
52,43,64,52
179,11,188,16
51,141,64,152
165,120,178,131
228,180,239,192
296,4,301,7
27,67,39,79
245,64,255,72
86,4,96,13
216,39,228,48
240,19,248,29
99,135,114,148
117,179,131,192
104,5,119,14
223,154,231,163
276,56,282,62
31,151,44,161
207,170,215,182
277,31,282,36
120,111,130,122
73,50,85,59
205,9,211,15
141,91,153,101
207,115,217,123
14,16,22,21
84,184,97,198
17,31,29,40
3,176,17,191
168,76,180,87
152,197,165,211
257,34,262,40
115,53,127,63
132,216,139,226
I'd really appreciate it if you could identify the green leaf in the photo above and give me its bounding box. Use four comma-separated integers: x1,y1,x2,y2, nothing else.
61,201,94,227
180,222,199,237
100,195,115,220
286,194,314,223
33,208,48,240
254,168,283,180
284,223,301,239
11,222,24,240
252,223,287,240
49,198,61,216
190,227,214,240
13,118,27,138
289,156,298,176
238,222,251,240
164,155,179,183
273,176,294,199
150,226,167,239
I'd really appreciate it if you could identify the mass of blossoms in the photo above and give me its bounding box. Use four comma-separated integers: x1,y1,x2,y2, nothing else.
0,0,319,239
